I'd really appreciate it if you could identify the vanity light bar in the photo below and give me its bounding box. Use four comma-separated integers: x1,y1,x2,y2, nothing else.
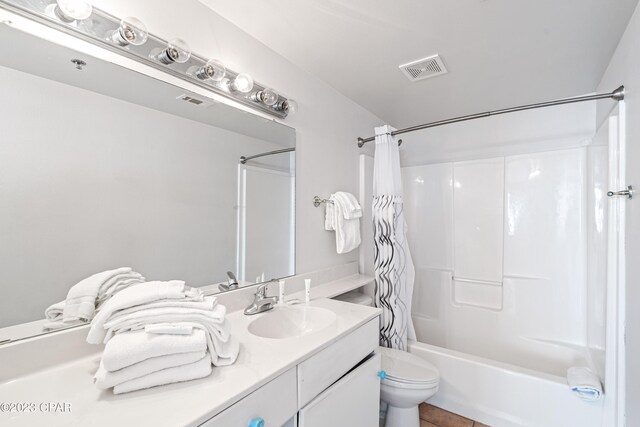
0,0,297,119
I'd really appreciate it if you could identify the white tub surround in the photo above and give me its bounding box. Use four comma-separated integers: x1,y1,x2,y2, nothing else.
0,298,380,427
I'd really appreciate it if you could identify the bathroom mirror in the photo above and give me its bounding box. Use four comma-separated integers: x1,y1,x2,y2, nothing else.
0,20,296,338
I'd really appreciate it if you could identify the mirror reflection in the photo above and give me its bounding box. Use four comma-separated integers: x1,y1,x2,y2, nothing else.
0,23,295,336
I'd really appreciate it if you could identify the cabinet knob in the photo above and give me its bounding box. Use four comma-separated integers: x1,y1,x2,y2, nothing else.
248,417,265,427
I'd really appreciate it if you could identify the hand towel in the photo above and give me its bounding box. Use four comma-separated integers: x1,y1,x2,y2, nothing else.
101,328,207,371
87,281,199,344
63,267,134,322
567,367,603,401
329,194,361,254
325,201,336,231
112,354,212,394
333,191,362,219
94,350,205,390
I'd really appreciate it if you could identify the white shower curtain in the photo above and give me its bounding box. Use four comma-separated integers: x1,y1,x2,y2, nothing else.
372,125,416,351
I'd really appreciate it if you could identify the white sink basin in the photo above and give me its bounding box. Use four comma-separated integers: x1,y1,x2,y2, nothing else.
248,305,337,339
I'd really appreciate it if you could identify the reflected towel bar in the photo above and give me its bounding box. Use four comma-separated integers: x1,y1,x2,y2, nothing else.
313,196,334,207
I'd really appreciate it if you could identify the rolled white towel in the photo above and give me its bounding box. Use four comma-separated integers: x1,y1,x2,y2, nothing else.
101,328,207,372
567,367,603,401
113,353,212,394
87,281,200,344
94,350,206,390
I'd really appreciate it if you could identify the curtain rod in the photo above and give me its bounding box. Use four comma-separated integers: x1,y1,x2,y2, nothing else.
357,85,625,148
240,147,295,164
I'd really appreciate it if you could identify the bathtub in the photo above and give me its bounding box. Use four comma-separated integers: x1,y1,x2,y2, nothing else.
408,341,606,427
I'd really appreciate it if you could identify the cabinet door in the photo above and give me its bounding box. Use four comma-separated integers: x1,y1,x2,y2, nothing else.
299,353,380,427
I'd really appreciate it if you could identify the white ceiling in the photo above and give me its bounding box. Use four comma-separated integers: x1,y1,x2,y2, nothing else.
200,0,638,128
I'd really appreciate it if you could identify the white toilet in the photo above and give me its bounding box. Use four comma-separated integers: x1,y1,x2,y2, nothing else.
378,346,440,427
334,291,440,427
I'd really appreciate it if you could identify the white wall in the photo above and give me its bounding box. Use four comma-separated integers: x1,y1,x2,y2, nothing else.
596,2,640,423
89,0,383,275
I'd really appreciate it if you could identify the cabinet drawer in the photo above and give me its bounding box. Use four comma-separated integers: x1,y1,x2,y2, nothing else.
201,368,297,427
297,318,378,407
299,353,381,427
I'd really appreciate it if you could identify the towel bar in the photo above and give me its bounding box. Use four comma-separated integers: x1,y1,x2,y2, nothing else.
313,196,334,207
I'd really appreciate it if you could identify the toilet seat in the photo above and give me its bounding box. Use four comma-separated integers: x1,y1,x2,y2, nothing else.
379,346,439,387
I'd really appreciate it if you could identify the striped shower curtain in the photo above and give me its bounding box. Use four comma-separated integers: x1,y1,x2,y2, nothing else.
372,125,415,351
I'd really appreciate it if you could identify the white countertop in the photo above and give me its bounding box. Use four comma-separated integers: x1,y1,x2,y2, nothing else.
0,298,380,427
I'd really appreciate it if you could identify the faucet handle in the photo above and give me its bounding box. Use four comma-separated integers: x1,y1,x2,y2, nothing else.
256,282,269,297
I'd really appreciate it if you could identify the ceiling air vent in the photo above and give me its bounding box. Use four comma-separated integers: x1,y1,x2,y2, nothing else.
399,54,448,82
176,94,214,107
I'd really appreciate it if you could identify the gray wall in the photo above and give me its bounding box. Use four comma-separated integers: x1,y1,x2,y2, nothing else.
0,64,290,327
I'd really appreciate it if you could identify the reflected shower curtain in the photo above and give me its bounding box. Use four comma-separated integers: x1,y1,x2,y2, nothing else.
373,125,416,351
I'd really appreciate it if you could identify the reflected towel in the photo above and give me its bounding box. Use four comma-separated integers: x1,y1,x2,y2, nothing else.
45,300,65,321
94,350,206,390
567,367,603,401
101,328,207,372
113,353,212,394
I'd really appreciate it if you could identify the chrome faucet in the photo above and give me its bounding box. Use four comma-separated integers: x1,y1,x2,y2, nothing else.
244,282,278,315
219,271,239,292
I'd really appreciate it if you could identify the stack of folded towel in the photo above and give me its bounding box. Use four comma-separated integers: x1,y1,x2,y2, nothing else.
44,267,145,329
325,191,362,254
87,280,239,394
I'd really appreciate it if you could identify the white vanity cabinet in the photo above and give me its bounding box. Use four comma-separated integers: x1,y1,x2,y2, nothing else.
201,318,380,427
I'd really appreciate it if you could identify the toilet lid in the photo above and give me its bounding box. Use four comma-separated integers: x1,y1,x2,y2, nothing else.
379,346,439,385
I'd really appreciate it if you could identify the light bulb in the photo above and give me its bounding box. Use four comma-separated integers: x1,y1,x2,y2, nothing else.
111,17,148,46
54,0,92,22
286,99,298,114
231,73,254,93
251,88,279,106
276,99,298,114
155,38,191,64
195,59,226,82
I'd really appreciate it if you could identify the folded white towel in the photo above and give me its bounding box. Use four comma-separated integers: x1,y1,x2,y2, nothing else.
87,281,200,344
333,191,362,219
101,328,208,372
113,353,213,394
329,193,361,254
104,308,230,344
63,267,136,322
567,367,603,401
94,350,206,390
145,323,194,335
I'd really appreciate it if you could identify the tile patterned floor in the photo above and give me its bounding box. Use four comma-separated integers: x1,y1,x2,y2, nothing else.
419,403,490,427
